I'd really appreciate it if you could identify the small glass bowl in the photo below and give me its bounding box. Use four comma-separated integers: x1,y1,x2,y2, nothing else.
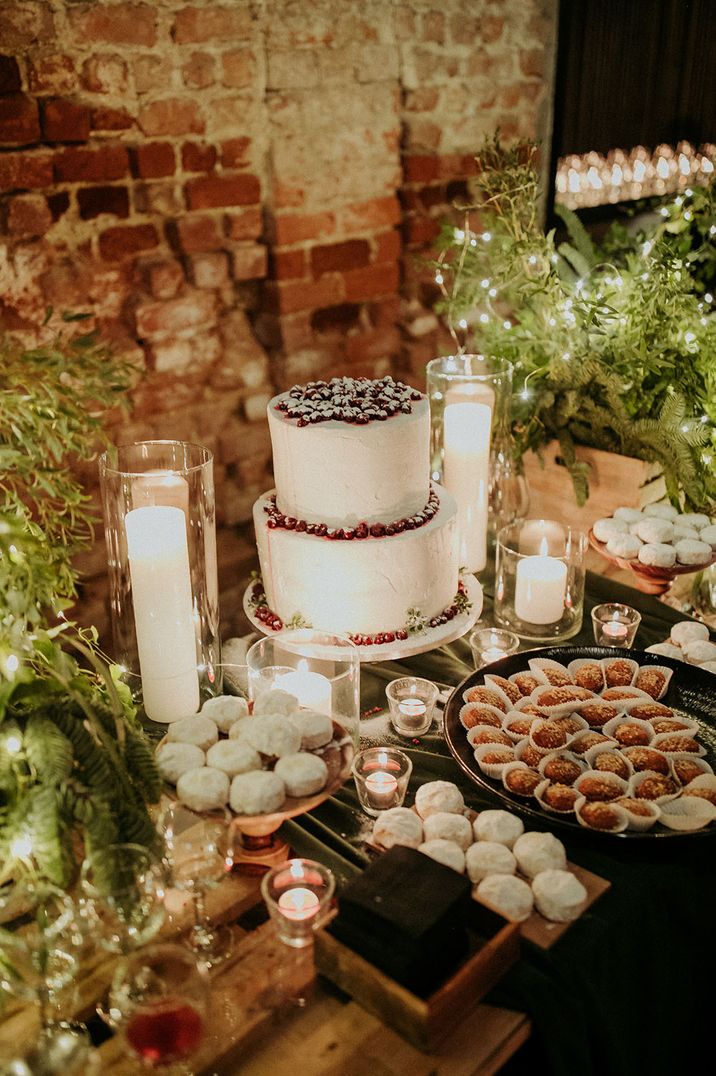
591,603,642,648
469,627,520,668
385,677,439,736
261,859,335,948
352,746,412,817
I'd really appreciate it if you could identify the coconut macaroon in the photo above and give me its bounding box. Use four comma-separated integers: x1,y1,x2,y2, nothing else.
372,807,423,849
156,742,205,784
274,752,328,797
229,770,285,815
167,715,219,752
414,780,464,819
418,839,466,874
176,766,230,811
532,869,588,922
201,694,249,734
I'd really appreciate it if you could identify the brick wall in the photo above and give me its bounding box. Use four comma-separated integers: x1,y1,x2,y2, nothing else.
0,0,557,638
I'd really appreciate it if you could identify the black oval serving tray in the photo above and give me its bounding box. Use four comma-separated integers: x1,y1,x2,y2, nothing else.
443,645,716,839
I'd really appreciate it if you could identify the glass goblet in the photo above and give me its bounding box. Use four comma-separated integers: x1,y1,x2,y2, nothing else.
109,942,209,1073
80,843,166,955
158,802,235,968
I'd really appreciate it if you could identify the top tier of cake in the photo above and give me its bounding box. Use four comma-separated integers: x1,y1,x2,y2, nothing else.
267,376,430,528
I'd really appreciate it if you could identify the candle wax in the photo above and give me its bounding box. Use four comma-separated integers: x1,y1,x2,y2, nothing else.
442,401,492,573
277,887,320,922
602,621,628,640
398,697,427,718
275,661,331,715
481,647,507,664
365,770,399,809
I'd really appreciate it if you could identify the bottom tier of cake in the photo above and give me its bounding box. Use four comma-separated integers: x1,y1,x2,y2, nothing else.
253,484,459,636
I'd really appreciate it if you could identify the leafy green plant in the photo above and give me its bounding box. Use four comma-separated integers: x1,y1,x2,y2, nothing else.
432,137,716,509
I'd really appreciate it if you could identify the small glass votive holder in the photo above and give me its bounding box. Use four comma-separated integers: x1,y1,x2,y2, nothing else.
260,859,335,948
385,677,439,737
591,603,642,648
352,746,412,816
469,627,521,668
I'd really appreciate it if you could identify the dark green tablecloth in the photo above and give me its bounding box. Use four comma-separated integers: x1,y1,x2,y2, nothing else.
279,573,715,1076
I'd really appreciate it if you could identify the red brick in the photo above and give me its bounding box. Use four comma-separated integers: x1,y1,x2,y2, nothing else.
272,181,304,208
268,276,343,315
135,290,217,337
221,48,255,89
272,211,336,245
343,263,400,302
68,3,157,47
91,107,134,131
182,52,215,90
404,88,439,113
6,193,51,237
130,142,175,179
48,190,70,221
311,303,361,334
341,196,401,233
481,15,505,44
225,207,262,241
0,56,22,94
231,243,267,281
373,230,401,264
181,141,216,173
422,11,445,43
173,5,252,44
220,137,250,168
170,214,224,252
54,145,129,183
345,325,401,364
138,98,204,138
403,216,440,245
185,174,259,210
81,53,129,95
77,185,129,220
144,259,185,300
0,4,54,50
0,95,40,145
99,223,158,261
271,249,306,280
41,97,91,142
520,49,546,79
311,239,370,276
403,155,440,183
189,251,229,289
0,150,53,192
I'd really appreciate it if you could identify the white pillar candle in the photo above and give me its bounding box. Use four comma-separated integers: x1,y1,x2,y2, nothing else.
275,660,332,715
125,505,200,723
132,471,190,514
514,551,568,625
442,401,492,572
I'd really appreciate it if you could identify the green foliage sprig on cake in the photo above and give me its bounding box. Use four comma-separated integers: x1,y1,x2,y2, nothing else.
431,136,716,509
0,320,161,900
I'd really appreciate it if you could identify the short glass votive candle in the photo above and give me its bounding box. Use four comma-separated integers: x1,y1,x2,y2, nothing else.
385,677,439,737
469,627,521,668
494,519,588,642
591,603,642,648
261,859,335,948
352,747,412,816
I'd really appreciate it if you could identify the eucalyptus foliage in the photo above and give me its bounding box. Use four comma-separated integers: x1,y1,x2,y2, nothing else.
433,137,716,508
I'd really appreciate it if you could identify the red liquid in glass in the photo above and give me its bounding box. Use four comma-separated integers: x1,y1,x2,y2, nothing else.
126,998,204,1065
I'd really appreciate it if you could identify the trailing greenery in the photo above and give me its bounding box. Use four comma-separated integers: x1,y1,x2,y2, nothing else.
432,136,716,508
0,321,161,901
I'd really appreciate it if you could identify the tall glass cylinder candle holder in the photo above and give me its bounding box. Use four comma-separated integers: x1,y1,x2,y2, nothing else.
494,519,588,642
246,631,360,745
99,441,221,724
427,354,518,575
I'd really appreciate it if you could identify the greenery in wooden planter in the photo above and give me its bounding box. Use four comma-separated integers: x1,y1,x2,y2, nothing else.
0,320,162,897
432,137,716,509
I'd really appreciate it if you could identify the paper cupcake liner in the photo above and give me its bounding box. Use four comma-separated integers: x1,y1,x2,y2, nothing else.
459,701,505,731
599,688,654,710
567,658,606,693
628,769,681,804
615,798,661,831
632,664,673,701
483,673,523,707
462,683,511,712
527,657,575,687
501,761,542,798
600,656,639,688
574,769,629,803
466,723,515,749
670,755,714,785
508,670,543,697
651,732,707,757
658,797,716,831
512,696,549,716
473,742,517,779
575,795,629,833
584,743,634,781
648,715,699,736
534,778,580,814
502,711,540,742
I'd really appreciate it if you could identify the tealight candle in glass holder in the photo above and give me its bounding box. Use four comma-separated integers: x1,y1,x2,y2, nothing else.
261,859,335,948
469,626,520,668
591,603,642,648
352,747,412,816
385,677,439,737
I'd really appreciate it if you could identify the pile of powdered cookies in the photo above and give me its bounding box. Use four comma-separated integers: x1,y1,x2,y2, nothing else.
647,620,716,674
592,502,715,569
155,689,334,816
371,779,588,924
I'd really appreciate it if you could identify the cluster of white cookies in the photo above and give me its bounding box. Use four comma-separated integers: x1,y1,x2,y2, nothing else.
593,503,715,569
155,689,333,815
372,780,587,923
647,620,716,674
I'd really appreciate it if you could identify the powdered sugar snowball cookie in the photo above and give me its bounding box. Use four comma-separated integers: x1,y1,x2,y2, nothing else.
638,542,676,568
288,708,333,750
476,874,534,922
643,502,679,521
683,639,716,665
242,715,302,759
645,642,684,661
473,809,524,848
419,839,465,874
593,517,628,543
167,715,219,752
156,743,205,784
227,718,251,741
201,695,249,734
372,807,423,850
274,752,328,797
177,766,229,811
613,507,643,525
634,518,674,545
532,869,588,923
699,524,716,551
423,811,473,850
512,831,566,879
230,770,285,815
252,689,300,717
670,620,710,647
677,512,711,531
673,524,700,542
205,740,261,778
605,533,642,560
414,780,464,819
465,841,516,883
674,538,712,566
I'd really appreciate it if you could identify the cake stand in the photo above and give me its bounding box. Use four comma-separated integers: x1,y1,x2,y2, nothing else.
242,575,483,662
588,530,716,596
